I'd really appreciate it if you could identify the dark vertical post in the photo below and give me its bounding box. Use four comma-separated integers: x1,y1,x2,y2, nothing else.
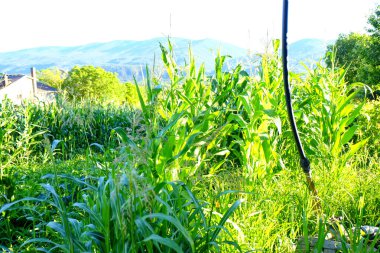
31,67,37,97
282,0,321,210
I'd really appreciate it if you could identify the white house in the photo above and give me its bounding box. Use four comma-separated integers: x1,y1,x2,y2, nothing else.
0,68,57,104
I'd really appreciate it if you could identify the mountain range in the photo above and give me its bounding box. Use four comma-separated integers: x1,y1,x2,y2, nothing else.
0,37,332,81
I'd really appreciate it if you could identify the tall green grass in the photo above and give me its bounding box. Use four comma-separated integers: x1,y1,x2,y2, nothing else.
0,40,379,252
0,96,133,164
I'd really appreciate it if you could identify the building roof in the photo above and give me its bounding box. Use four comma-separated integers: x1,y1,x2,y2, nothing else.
0,74,24,88
0,74,57,92
37,82,57,92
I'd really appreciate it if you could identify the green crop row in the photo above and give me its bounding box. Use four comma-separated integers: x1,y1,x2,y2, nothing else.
0,40,379,252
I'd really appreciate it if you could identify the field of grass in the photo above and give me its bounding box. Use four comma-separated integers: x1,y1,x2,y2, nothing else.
0,41,379,252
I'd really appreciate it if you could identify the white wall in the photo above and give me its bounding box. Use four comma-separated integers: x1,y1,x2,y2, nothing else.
0,76,34,104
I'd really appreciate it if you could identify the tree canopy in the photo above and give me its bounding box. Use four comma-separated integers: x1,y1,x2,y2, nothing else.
325,4,380,93
62,65,132,104
37,67,67,89
368,4,380,37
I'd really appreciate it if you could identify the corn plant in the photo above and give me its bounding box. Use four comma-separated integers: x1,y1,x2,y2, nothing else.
0,169,243,252
291,54,368,165
1,40,379,252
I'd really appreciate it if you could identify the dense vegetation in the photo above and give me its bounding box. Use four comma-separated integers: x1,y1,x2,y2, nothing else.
0,38,379,252
326,4,380,96
38,66,139,105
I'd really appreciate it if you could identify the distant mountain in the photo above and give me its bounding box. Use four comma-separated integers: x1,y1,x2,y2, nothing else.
288,39,333,71
0,37,330,81
0,38,248,81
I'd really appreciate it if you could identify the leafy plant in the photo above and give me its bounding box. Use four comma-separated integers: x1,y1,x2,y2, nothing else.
0,40,379,252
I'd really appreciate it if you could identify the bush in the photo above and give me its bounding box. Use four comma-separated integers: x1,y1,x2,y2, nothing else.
62,66,128,104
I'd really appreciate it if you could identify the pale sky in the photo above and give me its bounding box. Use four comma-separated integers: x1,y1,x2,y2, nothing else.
1,0,379,52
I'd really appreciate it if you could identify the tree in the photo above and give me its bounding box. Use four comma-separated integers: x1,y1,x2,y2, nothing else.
325,33,371,83
368,4,380,37
37,67,67,89
62,66,125,103
325,4,380,91
123,82,140,106
365,4,380,87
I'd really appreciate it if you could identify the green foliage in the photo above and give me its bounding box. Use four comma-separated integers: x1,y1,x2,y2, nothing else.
62,66,129,104
368,4,380,37
325,33,371,83
357,98,380,158
124,40,288,183
0,41,379,252
123,82,140,106
0,99,46,170
293,61,368,163
0,96,133,165
325,4,380,90
37,67,67,90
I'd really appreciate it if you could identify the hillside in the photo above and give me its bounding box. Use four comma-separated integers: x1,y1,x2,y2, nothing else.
288,38,332,71
0,38,329,81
